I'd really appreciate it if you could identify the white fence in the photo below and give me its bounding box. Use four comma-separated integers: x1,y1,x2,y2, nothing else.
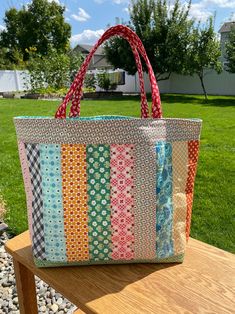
0,70,30,92
1,69,235,96
116,70,235,96
157,70,235,96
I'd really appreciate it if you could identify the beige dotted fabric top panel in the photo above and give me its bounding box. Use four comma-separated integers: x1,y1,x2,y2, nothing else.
14,118,202,145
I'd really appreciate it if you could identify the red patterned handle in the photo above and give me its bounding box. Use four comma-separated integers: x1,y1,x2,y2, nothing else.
55,25,162,119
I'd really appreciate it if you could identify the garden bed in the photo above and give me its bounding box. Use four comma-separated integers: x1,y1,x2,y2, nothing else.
83,91,123,99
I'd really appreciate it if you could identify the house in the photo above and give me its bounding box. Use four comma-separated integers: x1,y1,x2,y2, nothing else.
73,44,112,70
219,21,235,64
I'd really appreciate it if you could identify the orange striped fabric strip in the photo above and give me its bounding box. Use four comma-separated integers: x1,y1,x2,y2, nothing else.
61,144,89,262
186,140,200,240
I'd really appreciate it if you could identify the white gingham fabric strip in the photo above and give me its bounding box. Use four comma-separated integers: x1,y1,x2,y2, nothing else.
25,143,46,260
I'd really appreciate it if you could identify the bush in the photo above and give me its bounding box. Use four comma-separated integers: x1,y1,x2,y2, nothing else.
24,47,82,93
84,73,96,92
97,72,117,91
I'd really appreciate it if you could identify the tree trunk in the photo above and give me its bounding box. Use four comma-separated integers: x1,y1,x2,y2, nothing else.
198,72,208,101
156,72,171,81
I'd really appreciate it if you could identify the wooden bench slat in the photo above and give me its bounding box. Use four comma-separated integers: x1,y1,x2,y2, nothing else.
5,231,235,314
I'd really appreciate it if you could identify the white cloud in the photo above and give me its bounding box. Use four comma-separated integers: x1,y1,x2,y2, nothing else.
189,2,213,22
0,25,5,32
203,0,235,9
230,12,235,21
70,29,104,45
47,0,60,3
71,8,91,22
123,7,129,13
113,0,129,3
94,0,129,4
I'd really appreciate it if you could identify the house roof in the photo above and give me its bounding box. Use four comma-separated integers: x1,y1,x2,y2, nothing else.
74,44,104,55
219,22,235,33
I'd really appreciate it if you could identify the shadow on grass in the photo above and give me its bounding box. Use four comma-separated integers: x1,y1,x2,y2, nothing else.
82,94,235,107
160,94,235,107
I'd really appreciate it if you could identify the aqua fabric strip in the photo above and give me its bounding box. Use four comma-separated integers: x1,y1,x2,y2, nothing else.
86,144,112,261
39,144,67,262
156,142,174,258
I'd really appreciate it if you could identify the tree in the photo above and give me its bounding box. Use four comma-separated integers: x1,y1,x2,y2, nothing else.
97,72,117,91
84,74,97,91
25,47,83,92
226,26,235,73
0,0,71,62
184,17,222,100
0,47,25,69
104,0,193,80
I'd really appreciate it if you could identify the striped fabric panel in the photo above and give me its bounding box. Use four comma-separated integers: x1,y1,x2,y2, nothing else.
86,144,112,261
61,144,89,262
25,143,46,260
110,144,135,260
186,140,200,240
40,144,67,262
156,142,174,258
172,142,188,255
18,141,33,238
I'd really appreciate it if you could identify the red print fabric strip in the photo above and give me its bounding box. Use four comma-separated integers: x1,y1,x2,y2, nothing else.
110,144,135,260
186,140,200,240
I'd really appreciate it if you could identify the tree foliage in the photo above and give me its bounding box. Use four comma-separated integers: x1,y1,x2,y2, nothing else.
184,17,222,100
0,0,71,62
25,47,83,92
97,72,117,91
104,0,193,80
226,26,235,73
0,47,25,70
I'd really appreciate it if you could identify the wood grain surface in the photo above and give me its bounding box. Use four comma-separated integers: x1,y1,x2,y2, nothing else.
5,231,235,314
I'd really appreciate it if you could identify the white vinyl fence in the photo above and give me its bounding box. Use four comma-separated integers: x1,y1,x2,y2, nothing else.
1,69,235,96
115,69,235,96
0,70,30,92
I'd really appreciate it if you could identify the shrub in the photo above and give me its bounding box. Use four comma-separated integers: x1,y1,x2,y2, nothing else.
97,72,117,91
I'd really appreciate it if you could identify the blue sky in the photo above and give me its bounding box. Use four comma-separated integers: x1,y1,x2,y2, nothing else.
0,0,235,46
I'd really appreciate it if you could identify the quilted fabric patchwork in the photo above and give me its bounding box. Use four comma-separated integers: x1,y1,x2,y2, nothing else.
25,143,46,260
18,125,201,268
172,142,188,255
86,144,112,261
134,143,157,260
14,118,202,145
61,144,89,262
186,140,200,239
40,144,67,262
18,141,33,238
156,142,174,259
110,144,135,260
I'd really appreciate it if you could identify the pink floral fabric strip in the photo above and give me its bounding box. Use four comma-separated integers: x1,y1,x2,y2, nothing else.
110,144,135,260
18,141,33,238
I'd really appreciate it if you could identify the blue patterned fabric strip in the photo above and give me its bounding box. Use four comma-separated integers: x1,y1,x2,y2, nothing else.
156,141,174,258
39,144,67,262
25,143,46,260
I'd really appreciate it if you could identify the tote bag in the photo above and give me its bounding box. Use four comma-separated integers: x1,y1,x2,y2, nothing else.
14,25,202,267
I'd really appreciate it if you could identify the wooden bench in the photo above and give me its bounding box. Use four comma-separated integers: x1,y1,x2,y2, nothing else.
5,231,235,314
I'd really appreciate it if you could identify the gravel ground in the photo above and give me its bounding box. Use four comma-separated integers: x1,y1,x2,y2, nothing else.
0,232,77,314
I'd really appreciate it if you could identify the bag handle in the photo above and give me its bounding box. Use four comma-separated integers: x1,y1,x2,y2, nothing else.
71,41,150,118
55,25,162,119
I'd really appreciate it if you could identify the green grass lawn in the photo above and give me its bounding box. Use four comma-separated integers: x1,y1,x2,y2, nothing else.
0,94,234,253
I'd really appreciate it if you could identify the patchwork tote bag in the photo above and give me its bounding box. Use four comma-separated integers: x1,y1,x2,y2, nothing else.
14,25,202,267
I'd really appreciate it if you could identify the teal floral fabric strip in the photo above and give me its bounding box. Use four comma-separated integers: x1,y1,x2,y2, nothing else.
86,144,112,261
156,141,174,258
40,144,67,262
